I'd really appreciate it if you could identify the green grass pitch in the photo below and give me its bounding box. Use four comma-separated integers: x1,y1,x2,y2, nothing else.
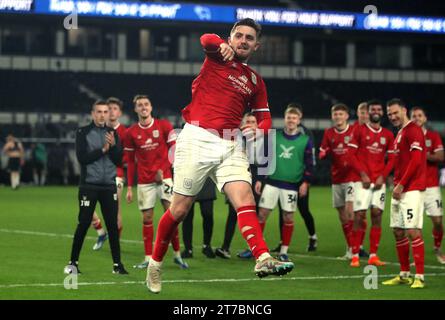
0,186,444,300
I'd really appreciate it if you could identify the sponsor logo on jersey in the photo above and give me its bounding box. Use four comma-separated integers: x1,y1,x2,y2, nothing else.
239,75,248,83
137,135,142,139
279,145,295,159
251,72,257,85
153,130,159,138
228,74,252,95
146,138,152,144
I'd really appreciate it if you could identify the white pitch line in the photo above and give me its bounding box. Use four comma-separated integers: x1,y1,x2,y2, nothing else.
0,228,142,245
1,273,445,289
2,228,445,271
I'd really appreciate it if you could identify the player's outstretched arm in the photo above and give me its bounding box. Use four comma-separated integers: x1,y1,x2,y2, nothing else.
200,33,234,61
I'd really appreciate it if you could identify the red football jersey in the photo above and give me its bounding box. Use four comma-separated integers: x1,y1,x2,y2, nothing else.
320,124,360,184
113,123,127,178
348,123,395,183
181,34,270,135
424,129,444,188
124,119,176,186
393,121,427,192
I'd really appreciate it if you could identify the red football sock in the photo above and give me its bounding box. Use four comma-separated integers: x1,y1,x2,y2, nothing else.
281,223,294,247
152,209,179,262
171,227,180,252
342,220,353,248
369,226,382,255
433,227,443,250
237,205,269,259
396,237,410,272
351,228,361,255
411,237,425,275
143,223,153,256
360,219,367,246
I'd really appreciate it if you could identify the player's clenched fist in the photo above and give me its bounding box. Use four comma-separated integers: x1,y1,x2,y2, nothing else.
219,43,235,61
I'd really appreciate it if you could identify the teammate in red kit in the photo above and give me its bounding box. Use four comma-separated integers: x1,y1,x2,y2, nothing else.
410,106,445,264
320,103,360,259
146,18,294,294
348,99,395,267
383,99,427,289
350,101,370,255
91,97,127,250
351,102,369,130
125,95,188,270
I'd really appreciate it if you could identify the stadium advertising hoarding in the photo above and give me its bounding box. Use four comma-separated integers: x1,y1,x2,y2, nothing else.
1,0,445,34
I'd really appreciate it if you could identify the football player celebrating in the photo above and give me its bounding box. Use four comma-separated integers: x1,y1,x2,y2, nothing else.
410,106,445,264
348,100,395,267
125,95,188,270
320,104,360,259
383,99,427,289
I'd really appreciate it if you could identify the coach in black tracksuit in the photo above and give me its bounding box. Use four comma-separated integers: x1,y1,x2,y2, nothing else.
65,101,127,275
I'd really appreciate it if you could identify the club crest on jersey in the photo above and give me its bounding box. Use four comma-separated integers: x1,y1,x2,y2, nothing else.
344,136,351,144
426,139,432,147
380,137,386,145
153,130,159,138
251,72,257,85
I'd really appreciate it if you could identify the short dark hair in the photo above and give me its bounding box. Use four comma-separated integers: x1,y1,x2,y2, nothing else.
367,99,383,108
92,100,108,111
387,98,406,108
107,97,123,110
244,112,255,118
331,103,349,114
133,94,150,105
410,106,426,117
231,18,262,39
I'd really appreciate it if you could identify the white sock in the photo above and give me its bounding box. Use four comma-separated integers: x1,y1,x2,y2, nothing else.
145,255,152,262
173,251,181,259
149,258,163,267
400,271,411,278
97,228,106,236
415,274,424,281
258,252,271,262
280,245,289,255
309,234,317,240
369,253,376,258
